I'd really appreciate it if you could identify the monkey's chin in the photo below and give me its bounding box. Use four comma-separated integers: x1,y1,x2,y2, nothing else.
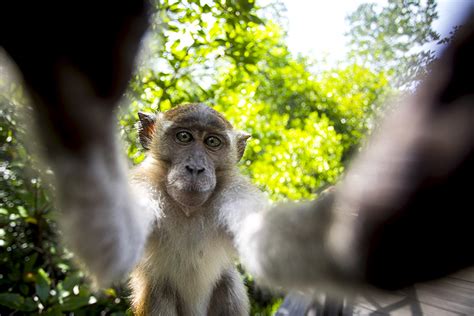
167,187,212,216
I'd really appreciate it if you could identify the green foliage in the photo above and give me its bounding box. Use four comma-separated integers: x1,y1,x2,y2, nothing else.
346,0,441,88
0,0,443,314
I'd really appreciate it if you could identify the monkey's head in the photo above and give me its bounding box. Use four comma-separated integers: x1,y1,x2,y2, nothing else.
137,104,250,214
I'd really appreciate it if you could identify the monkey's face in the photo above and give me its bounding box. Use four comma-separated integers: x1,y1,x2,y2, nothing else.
163,128,223,209
138,104,250,216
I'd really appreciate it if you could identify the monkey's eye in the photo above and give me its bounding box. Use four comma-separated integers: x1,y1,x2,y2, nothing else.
204,136,222,148
176,131,193,143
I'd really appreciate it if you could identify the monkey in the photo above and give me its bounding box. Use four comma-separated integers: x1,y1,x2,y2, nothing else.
127,103,268,315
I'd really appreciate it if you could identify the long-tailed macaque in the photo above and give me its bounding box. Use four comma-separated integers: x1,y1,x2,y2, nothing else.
128,103,268,315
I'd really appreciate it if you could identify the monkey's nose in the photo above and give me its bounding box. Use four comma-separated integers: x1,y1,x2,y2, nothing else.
185,165,205,175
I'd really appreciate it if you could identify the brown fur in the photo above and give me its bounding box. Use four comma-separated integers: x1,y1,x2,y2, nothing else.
164,103,233,129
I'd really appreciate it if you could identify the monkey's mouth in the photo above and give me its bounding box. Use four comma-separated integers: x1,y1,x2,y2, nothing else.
166,183,214,210
168,179,215,193
179,190,211,205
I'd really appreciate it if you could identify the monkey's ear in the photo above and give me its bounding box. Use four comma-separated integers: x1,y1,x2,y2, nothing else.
138,112,156,150
236,131,251,161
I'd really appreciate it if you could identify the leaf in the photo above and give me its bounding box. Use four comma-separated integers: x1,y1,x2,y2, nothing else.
24,252,38,273
25,216,38,224
17,205,28,217
202,4,212,13
62,273,81,292
248,14,264,25
19,284,29,295
43,306,63,316
0,293,36,311
35,268,50,303
167,25,179,32
20,297,37,312
103,288,117,297
59,296,91,311
0,293,24,309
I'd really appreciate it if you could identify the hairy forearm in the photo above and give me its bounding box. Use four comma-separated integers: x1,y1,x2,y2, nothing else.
47,128,151,286
236,189,360,294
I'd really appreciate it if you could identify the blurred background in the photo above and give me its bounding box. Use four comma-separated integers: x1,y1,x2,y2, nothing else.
0,0,471,314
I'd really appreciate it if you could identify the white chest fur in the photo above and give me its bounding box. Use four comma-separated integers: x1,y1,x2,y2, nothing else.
138,211,235,313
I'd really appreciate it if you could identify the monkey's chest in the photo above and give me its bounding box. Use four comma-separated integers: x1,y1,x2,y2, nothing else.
145,221,235,295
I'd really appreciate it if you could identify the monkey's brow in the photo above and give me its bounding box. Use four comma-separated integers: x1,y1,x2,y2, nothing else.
172,117,230,131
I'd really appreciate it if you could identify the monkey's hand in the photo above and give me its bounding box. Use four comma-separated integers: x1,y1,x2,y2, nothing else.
238,189,361,295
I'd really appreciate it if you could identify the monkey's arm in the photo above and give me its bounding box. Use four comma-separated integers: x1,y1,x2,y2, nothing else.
43,75,158,286
56,147,157,287
2,2,150,286
239,92,473,294
24,59,156,288
216,179,350,293
232,15,474,293
236,189,356,294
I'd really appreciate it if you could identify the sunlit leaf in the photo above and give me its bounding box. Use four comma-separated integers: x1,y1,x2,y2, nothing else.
35,268,51,303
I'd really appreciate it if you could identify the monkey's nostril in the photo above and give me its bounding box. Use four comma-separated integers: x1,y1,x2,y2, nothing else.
185,165,205,175
185,165,194,174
